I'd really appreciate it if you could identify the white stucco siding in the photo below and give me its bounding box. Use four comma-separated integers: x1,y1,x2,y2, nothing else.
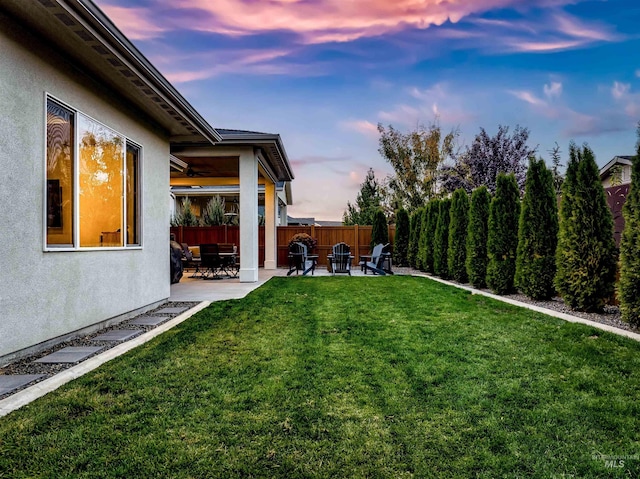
0,17,170,358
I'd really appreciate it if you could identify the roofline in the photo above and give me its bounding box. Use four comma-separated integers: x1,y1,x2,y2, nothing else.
71,0,221,144
216,131,295,181
599,155,633,179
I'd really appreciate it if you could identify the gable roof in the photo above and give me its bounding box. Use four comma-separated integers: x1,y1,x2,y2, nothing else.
216,129,295,182
600,155,634,180
1,0,220,145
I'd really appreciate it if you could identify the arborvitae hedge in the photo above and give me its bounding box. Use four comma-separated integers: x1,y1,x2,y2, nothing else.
515,157,559,300
486,173,520,294
408,208,423,268
416,207,430,270
433,198,451,278
448,189,470,282
370,209,389,249
424,200,440,274
466,186,490,288
619,130,640,326
555,144,617,312
407,210,418,268
393,208,410,267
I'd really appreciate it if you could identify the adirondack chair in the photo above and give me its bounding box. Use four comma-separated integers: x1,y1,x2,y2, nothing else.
329,242,353,275
287,242,316,275
360,243,392,275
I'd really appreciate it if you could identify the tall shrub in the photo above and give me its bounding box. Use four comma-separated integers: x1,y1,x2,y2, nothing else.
433,198,451,278
393,208,410,266
448,189,470,282
555,144,617,312
515,158,559,299
202,195,226,226
407,211,419,268
619,128,640,326
417,207,430,270
172,197,198,227
409,208,424,268
424,200,440,274
486,173,520,294
370,209,389,248
466,186,490,288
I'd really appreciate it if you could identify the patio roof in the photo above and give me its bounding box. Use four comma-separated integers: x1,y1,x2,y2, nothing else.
1,0,220,145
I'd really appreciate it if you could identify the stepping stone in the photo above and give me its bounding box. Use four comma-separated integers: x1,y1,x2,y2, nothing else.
92,330,142,342
35,346,103,364
0,375,45,395
155,306,188,315
128,316,169,326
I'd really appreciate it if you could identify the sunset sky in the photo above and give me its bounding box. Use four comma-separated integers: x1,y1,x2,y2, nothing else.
94,0,640,221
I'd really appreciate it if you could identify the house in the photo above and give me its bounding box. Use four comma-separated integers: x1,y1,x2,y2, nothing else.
0,0,293,362
600,155,635,246
600,156,634,188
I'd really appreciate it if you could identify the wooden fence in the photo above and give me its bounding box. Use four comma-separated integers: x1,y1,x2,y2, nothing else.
170,225,396,268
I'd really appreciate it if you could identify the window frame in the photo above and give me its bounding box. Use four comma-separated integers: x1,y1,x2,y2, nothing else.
44,93,143,252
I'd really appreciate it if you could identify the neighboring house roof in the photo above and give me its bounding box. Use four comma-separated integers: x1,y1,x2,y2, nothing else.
1,0,221,145
315,221,343,227
287,216,315,226
599,156,634,181
216,129,295,183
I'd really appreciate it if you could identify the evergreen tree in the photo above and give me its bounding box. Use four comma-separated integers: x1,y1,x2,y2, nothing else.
407,210,419,268
370,208,389,248
424,200,440,274
448,189,470,282
433,198,452,278
555,143,617,312
409,208,424,268
515,157,558,299
417,207,430,270
466,186,491,288
486,173,520,294
393,208,410,267
619,126,640,326
343,168,384,225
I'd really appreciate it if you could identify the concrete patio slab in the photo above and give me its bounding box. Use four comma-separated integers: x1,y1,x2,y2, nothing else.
0,375,45,395
35,347,103,364
92,330,143,342
128,316,169,326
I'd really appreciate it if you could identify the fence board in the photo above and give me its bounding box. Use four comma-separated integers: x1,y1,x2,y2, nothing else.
171,225,396,269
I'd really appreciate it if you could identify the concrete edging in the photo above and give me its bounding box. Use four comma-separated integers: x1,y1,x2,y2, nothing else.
412,273,640,342
0,301,212,417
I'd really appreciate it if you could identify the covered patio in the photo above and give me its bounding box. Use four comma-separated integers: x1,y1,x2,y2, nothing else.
170,129,294,282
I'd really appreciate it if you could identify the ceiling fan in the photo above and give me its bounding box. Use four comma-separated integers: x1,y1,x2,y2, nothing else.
185,166,210,177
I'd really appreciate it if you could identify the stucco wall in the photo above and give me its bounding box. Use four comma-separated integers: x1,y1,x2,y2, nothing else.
0,15,170,359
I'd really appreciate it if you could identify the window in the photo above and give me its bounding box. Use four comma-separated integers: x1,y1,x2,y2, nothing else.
46,97,141,249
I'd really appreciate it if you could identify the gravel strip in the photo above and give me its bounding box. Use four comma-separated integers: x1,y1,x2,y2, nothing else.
0,301,200,400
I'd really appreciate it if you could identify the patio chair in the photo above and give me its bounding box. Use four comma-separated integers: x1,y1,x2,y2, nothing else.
360,243,392,275
287,242,316,276
200,243,224,280
218,243,239,277
329,242,353,275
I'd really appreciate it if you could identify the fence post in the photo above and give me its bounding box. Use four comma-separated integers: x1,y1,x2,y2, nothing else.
354,224,359,264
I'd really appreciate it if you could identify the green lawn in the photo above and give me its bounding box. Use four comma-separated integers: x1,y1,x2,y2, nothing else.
1,276,639,478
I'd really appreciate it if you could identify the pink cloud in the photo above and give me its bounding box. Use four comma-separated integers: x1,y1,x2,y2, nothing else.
340,120,380,138
161,0,587,46
99,5,166,40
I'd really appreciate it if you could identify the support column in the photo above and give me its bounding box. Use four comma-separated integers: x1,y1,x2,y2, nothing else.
239,150,259,282
280,203,288,226
264,181,277,270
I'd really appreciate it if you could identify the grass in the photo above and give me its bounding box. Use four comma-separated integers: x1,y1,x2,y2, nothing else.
1,276,639,478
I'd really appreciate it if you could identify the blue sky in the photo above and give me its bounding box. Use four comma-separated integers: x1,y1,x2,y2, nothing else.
95,0,640,221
